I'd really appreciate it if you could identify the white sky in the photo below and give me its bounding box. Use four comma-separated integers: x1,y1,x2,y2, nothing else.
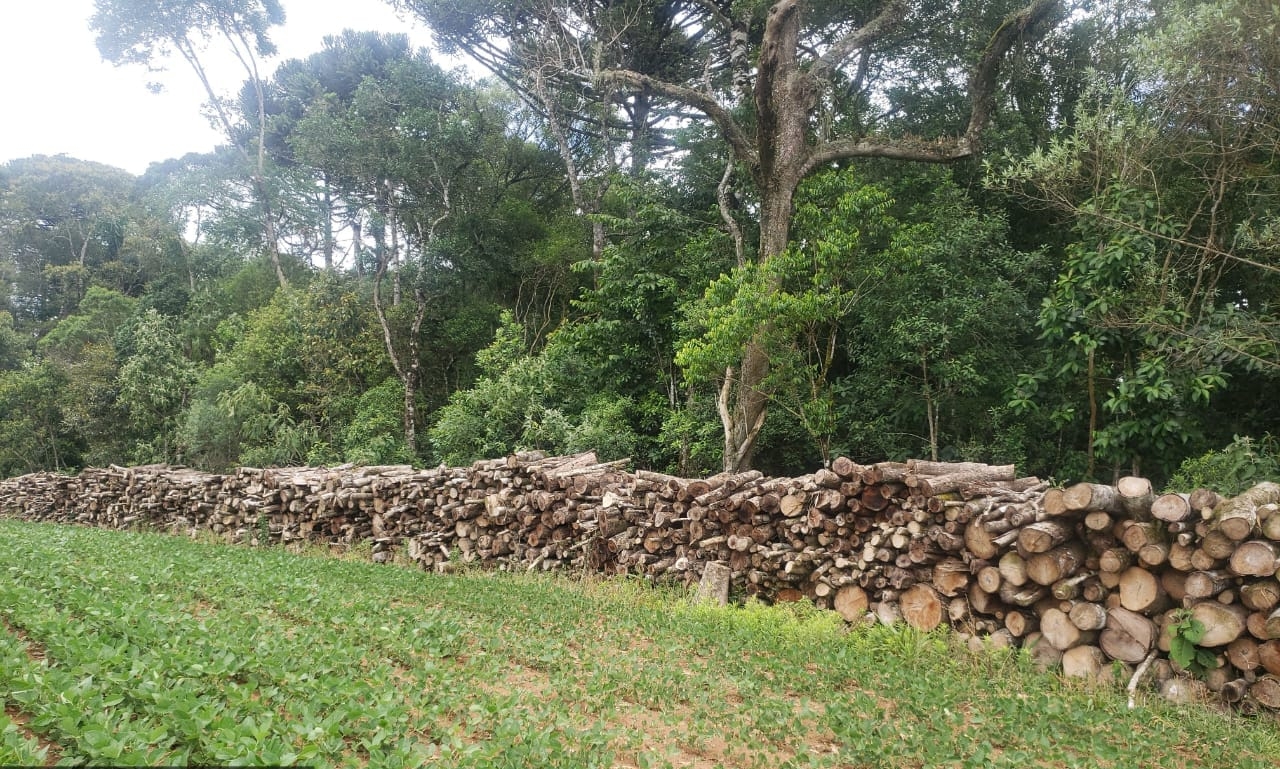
0,0,438,175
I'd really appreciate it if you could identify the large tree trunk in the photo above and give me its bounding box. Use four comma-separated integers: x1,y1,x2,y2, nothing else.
716,0,809,473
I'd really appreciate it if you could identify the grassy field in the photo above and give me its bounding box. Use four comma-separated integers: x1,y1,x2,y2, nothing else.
0,519,1278,768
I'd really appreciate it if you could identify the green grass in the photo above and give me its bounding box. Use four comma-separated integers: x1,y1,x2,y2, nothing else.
0,519,1277,768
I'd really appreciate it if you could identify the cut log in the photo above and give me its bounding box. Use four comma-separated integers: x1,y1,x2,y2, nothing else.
1228,540,1279,578
1189,548,1224,572
1151,493,1192,523
1051,573,1091,600
1118,567,1168,614
1226,637,1261,673
1137,541,1170,568
1100,608,1157,664
1262,506,1280,541
1189,488,1225,518
1004,610,1033,637
1167,542,1196,572
830,456,864,480
1083,510,1114,532
1116,476,1155,520
1119,521,1164,553
1062,482,1124,514
1098,547,1134,574
999,581,1047,607
976,566,1003,594
1240,581,1280,613
899,584,944,631
967,582,1004,617
1221,677,1251,703
779,490,808,518
1068,601,1109,632
1042,607,1088,650
1191,600,1251,647
1042,487,1069,517
1160,570,1189,603
1218,507,1259,542
1250,675,1280,710
1062,645,1110,679
998,551,1029,587
1213,482,1280,539
1200,529,1237,560
1248,610,1272,641
964,519,999,561
832,584,869,622
1259,640,1280,676
1017,519,1076,555
914,465,1015,496
1026,542,1087,586
1183,570,1233,600
931,558,970,597
1024,632,1064,671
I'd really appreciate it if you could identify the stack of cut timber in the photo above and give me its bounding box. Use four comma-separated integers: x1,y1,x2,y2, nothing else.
4,456,1280,710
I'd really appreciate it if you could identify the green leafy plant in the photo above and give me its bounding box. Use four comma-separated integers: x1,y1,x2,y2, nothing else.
1167,609,1219,676
1169,435,1280,496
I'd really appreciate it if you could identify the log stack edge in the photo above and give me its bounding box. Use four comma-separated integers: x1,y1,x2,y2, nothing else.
4,453,1280,710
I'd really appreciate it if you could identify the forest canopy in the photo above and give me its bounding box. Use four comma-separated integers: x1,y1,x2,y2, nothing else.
1,0,1276,487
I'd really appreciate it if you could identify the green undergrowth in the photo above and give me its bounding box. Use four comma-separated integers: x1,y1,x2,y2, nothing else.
0,519,1277,768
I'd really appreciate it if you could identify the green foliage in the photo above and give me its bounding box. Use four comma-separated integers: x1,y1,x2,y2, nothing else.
1166,609,1219,677
36,287,136,359
1168,435,1280,495
178,377,322,471
1008,184,1232,479
430,313,657,466
0,156,138,320
821,170,1050,468
115,309,198,462
994,0,1280,480
678,171,899,463
341,378,415,466
0,312,26,371
0,362,76,476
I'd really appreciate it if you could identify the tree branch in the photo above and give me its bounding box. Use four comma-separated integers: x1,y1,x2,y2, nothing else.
594,68,757,166
966,0,1069,148
810,0,907,82
800,136,972,177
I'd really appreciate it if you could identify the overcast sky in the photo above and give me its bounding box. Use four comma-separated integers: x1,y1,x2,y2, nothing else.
0,0,437,175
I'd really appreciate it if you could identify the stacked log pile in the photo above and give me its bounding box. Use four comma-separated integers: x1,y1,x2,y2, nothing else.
3,455,1280,709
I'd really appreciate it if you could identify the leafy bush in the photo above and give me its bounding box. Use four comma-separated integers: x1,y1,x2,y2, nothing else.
1168,434,1280,495
341,378,415,466
178,380,321,471
567,396,639,462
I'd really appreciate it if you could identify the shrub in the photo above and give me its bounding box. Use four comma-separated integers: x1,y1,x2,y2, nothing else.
1168,434,1280,495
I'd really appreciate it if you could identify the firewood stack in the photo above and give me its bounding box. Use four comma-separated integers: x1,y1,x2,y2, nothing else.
3,455,1280,708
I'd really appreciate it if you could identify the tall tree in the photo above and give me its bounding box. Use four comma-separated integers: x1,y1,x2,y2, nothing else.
257,31,420,272
91,0,290,287
395,0,709,264
0,156,150,324
405,0,1067,470
286,51,488,451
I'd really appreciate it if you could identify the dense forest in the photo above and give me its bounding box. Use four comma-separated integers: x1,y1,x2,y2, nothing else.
1,0,1277,488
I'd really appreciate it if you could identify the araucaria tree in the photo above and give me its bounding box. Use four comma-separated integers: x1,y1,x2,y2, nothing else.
403,0,1068,470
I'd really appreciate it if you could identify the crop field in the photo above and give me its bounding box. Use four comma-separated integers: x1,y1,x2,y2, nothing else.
0,519,1278,768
